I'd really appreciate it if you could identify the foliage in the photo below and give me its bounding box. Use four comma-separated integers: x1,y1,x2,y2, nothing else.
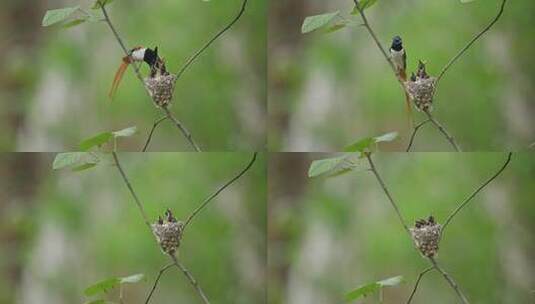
345,275,404,301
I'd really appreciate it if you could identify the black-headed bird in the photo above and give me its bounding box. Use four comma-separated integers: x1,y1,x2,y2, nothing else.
108,46,160,100
390,35,413,127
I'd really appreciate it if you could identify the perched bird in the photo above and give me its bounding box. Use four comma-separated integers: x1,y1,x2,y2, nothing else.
108,46,160,100
390,36,407,81
390,35,413,126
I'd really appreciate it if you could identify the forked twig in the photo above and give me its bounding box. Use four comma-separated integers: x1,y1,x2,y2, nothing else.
162,106,201,152
406,266,434,304
363,153,470,303
424,109,461,152
111,152,211,303
142,116,169,152
442,152,512,234
145,263,175,304
98,1,199,151
351,0,460,151
406,119,430,152
171,254,211,304
183,152,258,231
175,0,248,81
436,0,508,85
429,257,469,304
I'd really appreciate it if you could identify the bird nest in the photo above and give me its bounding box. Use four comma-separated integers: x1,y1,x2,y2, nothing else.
405,77,436,112
410,216,441,258
151,209,183,255
144,74,177,108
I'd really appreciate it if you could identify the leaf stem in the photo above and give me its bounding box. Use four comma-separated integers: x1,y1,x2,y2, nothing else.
406,267,434,304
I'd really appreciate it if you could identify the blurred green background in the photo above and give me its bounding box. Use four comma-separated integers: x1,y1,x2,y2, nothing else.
0,0,266,152
268,153,534,303
0,152,266,303
269,0,535,151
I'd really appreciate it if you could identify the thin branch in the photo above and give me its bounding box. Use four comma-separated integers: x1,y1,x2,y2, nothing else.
442,152,512,233
352,0,460,150
142,116,169,152
145,263,175,304
99,1,200,151
436,0,508,85
424,109,461,152
112,152,212,303
183,152,257,231
406,119,430,152
162,106,201,152
406,267,434,304
170,254,211,304
99,2,147,90
352,0,399,81
112,152,152,231
175,0,248,81
364,153,410,236
429,257,469,304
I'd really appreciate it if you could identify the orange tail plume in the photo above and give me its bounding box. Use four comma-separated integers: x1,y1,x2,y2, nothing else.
108,56,132,100
399,70,414,128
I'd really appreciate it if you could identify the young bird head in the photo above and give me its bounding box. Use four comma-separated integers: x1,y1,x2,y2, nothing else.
391,35,403,51
165,208,177,223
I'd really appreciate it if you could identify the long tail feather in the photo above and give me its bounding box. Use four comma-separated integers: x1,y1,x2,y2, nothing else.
108,57,131,100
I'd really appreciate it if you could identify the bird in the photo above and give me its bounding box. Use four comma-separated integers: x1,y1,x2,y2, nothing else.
390,36,407,81
108,46,160,100
165,208,177,223
390,35,413,127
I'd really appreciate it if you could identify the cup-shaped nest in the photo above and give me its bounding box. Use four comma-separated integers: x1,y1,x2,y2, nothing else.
405,77,436,112
410,216,441,258
152,215,183,255
144,74,177,108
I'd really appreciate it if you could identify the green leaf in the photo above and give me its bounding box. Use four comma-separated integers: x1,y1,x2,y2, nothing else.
359,0,379,10
112,126,137,138
345,275,403,301
119,273,145,284
61,18,86,28
460,0,477,3
52,153,99,171
378,275,404,287
79,132,113,151
84,274,145,297
308,154,362,178
344,137,375,152
345,282,381,301
344,132,398,152
92,0,116,9
84,278,120,296
42,6,80,27
325,22,347,34
301,11,340,34
375,131,398,143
